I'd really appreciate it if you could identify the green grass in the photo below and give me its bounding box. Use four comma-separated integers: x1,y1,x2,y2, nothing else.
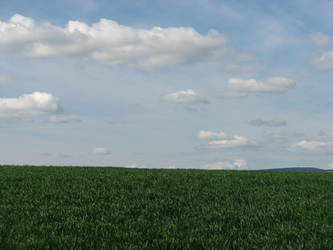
0,166,333,249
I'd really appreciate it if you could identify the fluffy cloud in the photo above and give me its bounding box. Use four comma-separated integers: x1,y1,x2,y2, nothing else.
202,159,248,170
0,92,79,123
224,64,257,73
0,92,61,118
0,14,229,69
164,89,208,104
92,147,110,155
198,130,254,148
227,77,295,93
291,140,333,154
249,119,287,127
197,130,226,139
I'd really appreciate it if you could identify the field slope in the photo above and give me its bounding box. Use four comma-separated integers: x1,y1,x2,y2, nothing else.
0,166,333,249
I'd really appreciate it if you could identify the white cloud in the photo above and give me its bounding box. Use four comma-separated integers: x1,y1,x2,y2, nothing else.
202,159,248,170
0,92,80,123
208,136,253,148
92,147,110,155
228,77,295,93
311,32,332,47
164,89,208,104
312,50,333,70
198,130,254,148
233,159,248,169
0,92,62,118
291,140,333,154
124,163,146,169
0,14,229,69
47,114,81,123
197,130,226,139
224,64,257,73
249,119,287,127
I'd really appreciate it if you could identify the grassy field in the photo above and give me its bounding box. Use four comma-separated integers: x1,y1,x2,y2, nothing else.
0,166,332,249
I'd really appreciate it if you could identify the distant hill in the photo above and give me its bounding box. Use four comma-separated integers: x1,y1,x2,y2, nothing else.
259,167,333,173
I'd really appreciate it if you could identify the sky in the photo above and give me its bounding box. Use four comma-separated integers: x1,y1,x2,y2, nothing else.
0,0,333,170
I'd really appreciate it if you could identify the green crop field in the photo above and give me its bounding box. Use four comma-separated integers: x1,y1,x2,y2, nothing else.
0,166,332,249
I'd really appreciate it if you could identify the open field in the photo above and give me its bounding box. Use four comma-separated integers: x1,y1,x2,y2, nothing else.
0,166,333,249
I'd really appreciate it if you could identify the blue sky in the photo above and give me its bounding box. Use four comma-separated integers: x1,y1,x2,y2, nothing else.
0,0,333,169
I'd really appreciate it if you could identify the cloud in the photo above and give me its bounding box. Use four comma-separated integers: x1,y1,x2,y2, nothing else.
92,147,110,155
0,92,62,118
249,119,287,127
164,89,208,104
311,50,333,70
224,64,257,73
0,14,230,69
227,77,295,93
124,164,146,169
198,130,254,148
311,32,332,47
290,140,333,154
202,159,248,170
208,136,253,148
198,130,226,139
0,92,80,123
233,159,248,168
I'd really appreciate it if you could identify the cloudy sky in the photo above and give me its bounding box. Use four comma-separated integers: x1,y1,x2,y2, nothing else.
1,0,332,170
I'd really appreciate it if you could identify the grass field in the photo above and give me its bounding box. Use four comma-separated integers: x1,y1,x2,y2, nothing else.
0,166,332,249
